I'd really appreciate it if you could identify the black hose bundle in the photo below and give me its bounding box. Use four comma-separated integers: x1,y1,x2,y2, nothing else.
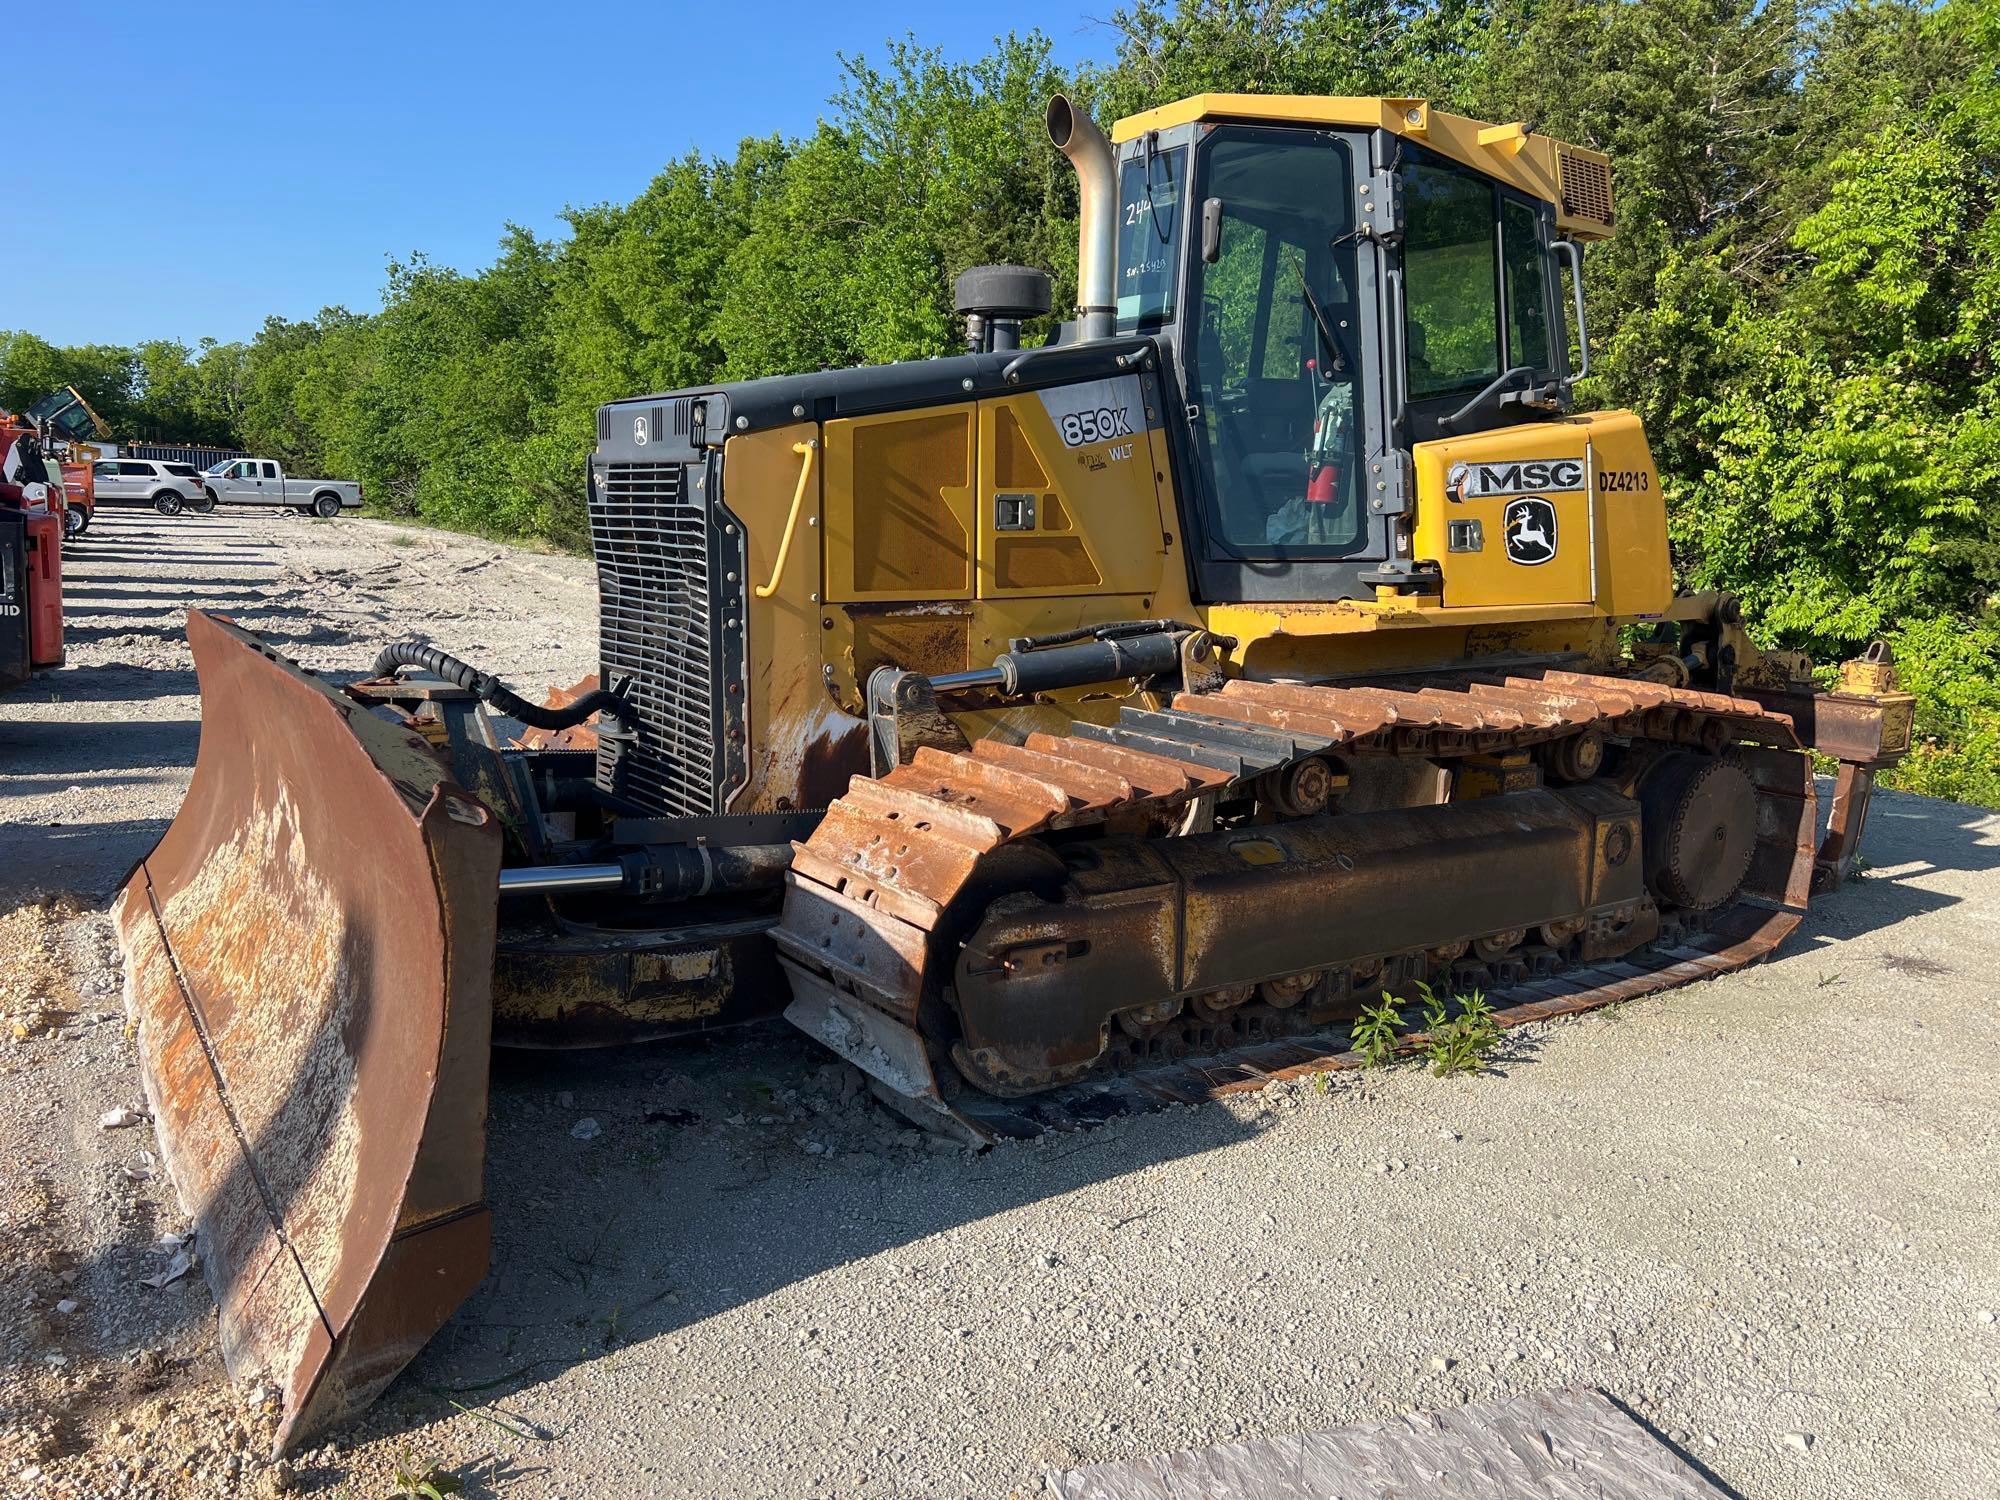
371,640,631,733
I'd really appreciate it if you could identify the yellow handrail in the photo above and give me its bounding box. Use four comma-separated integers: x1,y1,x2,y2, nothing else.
754,438,816,600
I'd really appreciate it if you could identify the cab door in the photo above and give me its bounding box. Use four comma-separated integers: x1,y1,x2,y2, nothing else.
1397,151,1588,606
1164,123,1392,604
212,460,259,504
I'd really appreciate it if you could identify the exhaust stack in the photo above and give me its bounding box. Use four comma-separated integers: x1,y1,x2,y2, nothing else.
1046,95,1117,342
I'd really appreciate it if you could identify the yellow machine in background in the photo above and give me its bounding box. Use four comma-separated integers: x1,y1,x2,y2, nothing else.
116,91,1914,1451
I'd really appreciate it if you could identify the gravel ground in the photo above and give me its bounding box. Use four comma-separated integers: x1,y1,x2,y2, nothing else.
2,505,1997,1499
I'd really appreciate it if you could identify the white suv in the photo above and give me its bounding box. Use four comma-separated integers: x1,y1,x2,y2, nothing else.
91,458,212,515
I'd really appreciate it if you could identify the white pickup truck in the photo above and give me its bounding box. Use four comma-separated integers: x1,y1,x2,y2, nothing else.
200,458,362,518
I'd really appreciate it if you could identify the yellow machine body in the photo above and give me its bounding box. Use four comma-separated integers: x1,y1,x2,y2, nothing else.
111,86,1915,1458
722,394,1673,814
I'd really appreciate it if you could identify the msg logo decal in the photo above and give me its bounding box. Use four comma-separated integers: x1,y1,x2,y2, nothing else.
1447,457,1584,500
1503,496,1558,565
1038,375,1150,451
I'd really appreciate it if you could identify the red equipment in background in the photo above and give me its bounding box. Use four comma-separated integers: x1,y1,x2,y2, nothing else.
59,459,95,537
1,413,66,690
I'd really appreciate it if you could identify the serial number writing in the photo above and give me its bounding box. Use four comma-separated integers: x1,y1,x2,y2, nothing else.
1597,469,1652,493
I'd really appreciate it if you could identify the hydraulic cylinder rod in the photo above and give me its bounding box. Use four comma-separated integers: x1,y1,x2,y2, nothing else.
498,842,793,901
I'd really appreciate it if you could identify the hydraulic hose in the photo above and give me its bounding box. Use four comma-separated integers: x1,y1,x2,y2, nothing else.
371,639,631,733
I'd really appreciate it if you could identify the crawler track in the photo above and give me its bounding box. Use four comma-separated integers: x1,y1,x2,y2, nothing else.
773,669,1817,1140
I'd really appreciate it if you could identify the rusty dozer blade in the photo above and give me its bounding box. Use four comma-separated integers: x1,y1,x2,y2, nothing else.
114,609,502,1455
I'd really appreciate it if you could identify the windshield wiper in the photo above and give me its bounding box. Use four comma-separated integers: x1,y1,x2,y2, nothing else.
1283,249,1347,375
1141,134,1173,245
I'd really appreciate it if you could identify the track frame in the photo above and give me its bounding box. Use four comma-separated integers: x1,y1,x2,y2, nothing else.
775,666,1820,1141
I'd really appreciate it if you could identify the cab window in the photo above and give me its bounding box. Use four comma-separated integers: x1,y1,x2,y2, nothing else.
1115,147,1184,329
1400,153,1560,410
1502,198,1552,371
261,462,280,480
1400,158,1500,400
1184,129,1363,555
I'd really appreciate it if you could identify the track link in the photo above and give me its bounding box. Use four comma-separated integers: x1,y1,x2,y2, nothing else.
773,669,1816,1141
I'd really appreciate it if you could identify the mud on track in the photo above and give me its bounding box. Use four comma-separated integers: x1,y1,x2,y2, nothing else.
2,507,1997,1498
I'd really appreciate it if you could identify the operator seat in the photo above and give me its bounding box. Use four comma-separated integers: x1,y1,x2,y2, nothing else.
1195,300,1302,544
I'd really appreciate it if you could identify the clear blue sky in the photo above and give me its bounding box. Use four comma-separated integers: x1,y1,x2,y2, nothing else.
1,1,1115,349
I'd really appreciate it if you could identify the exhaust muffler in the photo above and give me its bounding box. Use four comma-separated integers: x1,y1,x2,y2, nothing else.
1046,94,1117,342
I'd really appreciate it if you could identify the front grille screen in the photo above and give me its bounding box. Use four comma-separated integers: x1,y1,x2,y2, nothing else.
590,460,722,817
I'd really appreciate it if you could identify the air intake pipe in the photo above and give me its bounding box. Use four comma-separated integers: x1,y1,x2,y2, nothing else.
1046,94,1117,343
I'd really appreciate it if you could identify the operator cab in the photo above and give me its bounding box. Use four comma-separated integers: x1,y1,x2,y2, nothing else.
1111,102,1594,602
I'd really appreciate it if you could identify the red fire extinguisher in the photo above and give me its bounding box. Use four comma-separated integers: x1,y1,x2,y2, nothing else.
1305,360,1347,504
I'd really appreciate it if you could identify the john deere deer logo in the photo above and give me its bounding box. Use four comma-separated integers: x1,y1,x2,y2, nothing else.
1503,496,1558,566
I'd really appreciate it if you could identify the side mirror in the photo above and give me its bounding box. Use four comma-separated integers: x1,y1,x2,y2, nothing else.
1551,239,1590,385
1201,198,1224,263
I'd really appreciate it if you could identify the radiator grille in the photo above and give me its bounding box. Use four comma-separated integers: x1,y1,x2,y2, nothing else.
590,460,724,818
1557,148,1615,230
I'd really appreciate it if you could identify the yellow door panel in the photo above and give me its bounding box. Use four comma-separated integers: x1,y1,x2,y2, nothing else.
975,380,1167,599
823,407,977,602
1412,412,1671,615
1584,411,1671,619
722,424,844,812
1413,424,1594,607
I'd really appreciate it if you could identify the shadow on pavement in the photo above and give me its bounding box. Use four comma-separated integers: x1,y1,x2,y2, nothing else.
308,1024,1257,1493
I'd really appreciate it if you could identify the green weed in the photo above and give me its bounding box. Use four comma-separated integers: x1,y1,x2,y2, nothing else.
1352,996,1403,1068
388,1452,462,1499
1415,978,1448,1032
1424,989,1500,1078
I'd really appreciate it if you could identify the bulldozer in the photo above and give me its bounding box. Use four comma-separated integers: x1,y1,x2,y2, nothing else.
114,93,1917,1453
